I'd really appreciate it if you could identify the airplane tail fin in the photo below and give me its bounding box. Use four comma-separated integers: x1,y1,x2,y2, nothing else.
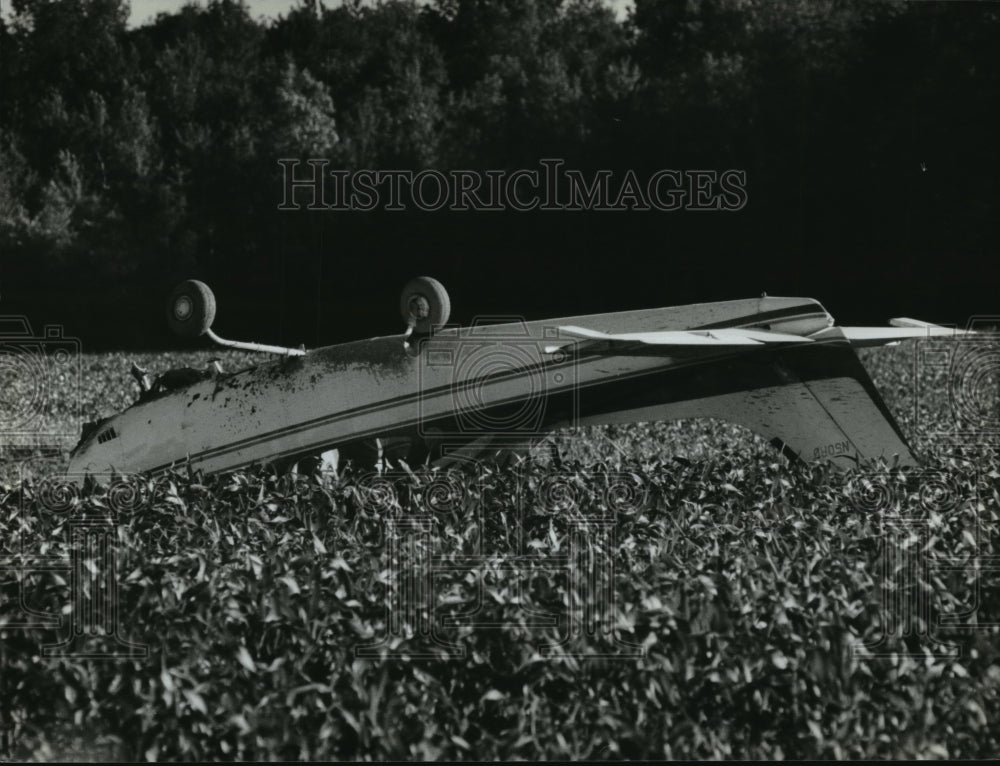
750,341,917,467
575,336,917,468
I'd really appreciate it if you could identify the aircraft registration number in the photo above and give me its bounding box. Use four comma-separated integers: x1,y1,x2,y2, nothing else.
814,440,852,460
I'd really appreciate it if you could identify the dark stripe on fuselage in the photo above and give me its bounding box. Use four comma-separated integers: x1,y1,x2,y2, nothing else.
143,333,907,474
141,303,828,468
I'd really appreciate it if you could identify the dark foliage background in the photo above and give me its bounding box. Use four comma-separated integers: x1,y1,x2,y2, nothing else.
1,0,997,349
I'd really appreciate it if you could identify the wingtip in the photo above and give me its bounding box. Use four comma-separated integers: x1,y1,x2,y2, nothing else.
890,317,945,329
890,317,979,336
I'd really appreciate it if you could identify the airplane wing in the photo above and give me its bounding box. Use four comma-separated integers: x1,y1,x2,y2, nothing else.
544,325,812,354
809,320,973,348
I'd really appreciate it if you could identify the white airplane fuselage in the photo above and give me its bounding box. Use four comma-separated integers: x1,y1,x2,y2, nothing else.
67,296,916,478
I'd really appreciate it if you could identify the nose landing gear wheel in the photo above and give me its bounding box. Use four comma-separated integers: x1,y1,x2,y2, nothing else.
400,276,450,335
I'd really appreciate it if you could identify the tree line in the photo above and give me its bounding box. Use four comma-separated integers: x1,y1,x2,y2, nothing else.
1,0,997,347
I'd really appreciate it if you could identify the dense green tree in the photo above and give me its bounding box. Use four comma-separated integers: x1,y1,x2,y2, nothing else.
424,0,628,165
1,0,999,345
269,1,447,167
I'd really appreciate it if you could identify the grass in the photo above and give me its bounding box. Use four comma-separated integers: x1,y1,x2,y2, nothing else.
1,342,999,759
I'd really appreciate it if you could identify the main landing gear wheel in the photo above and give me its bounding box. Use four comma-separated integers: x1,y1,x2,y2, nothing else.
167,280,217,338
400,276,450,335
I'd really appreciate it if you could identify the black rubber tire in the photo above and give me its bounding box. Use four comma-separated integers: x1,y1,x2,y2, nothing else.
166,280,217,338
399,276,450,334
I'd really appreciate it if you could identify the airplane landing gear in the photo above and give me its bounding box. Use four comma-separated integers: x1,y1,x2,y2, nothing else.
400,277,450,347
167,280,217,338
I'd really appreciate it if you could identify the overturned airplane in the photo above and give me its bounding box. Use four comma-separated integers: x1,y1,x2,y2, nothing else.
68,278,970,478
